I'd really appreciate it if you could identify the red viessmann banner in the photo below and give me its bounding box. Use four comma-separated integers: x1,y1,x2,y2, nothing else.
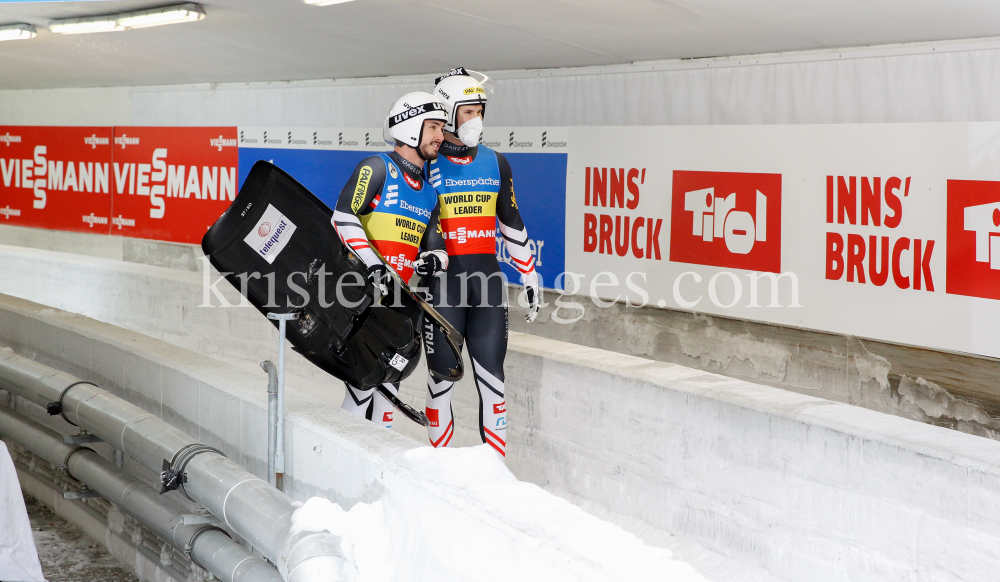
110,127,238,244
0,126,114,234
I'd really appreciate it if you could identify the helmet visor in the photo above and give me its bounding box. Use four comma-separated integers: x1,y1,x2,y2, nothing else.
466,70,495,101
383,100,395,144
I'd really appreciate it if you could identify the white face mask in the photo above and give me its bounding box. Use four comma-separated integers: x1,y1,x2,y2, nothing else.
457,116,483,148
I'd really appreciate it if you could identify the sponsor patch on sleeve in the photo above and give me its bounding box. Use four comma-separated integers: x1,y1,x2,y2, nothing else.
351,166,373,213
243,204,297,264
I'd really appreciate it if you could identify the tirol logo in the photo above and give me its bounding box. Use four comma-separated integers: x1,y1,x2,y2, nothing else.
541,131,566,148
670,171,781,272
258,222,271,237
1,133,21,147
403,173,421,190
493,402,506,414
84,135,110,149
946,180,1000,299
114,134,139,149
210,136,237,151
447,156,472,165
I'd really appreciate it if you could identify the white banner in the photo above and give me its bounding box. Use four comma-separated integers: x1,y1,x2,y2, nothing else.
565,123,1000,359
236,126,569,155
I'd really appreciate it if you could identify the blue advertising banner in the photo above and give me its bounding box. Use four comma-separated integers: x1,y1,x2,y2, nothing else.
496,152,566,289
237,126,568,289
237,147,369,210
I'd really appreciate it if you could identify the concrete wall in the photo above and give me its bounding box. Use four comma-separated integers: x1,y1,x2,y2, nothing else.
4,222,999,444
0,295,695,582
0,242,1000,581
0,282,1000,582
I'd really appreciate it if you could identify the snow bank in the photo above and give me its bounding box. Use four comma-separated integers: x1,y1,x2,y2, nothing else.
291,445,709,582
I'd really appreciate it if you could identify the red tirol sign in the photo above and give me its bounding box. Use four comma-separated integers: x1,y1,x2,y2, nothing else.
669,170,782,273
946,179,1000,300
109,127,238,244
0,126,114,234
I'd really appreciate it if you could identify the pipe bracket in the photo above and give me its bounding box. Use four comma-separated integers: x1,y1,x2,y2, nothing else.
46,380,98,426
60,445,94,476
160,443,226,498
185,525,231,570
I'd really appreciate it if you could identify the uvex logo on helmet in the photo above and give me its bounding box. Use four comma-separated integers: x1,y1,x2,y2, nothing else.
434,67,469,85
390,102,446,126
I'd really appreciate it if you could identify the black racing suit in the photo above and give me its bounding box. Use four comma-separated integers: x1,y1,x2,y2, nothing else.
331,151,447,428
422,140,536,456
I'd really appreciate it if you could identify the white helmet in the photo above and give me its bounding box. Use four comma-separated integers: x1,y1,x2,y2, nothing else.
432,67,495,134
382,91,449,148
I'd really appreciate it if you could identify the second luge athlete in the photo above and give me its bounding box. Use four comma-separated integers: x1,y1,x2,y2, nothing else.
422,68,540,457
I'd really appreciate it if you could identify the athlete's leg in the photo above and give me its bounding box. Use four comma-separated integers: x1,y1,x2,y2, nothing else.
370,383,399,429
423,272,468,447
464,268,509,457
341,383,376,419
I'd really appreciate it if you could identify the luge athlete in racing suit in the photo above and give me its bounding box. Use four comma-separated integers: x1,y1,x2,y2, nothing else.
332,92,450,428
422,68,540,456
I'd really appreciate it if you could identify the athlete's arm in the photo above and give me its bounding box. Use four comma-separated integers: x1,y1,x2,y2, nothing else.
495,153,535,275
495,153,540,322
331,157,386,270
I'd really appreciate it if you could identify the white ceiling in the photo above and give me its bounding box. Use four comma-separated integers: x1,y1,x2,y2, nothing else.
1,0,1000,89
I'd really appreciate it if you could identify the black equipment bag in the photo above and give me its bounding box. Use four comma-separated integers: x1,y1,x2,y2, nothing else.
201,161,462,421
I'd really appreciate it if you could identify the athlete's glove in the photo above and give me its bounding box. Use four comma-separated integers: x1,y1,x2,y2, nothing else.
368,264,392,299
413,251,447,277
522,271,540,323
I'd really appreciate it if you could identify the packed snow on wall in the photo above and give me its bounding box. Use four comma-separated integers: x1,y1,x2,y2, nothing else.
289,444,710,582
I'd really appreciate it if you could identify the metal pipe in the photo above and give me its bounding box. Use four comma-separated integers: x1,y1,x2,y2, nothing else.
277,318,286,489
0,351,348,580
261,360,278,489
266,312,297,492
0,407,283,582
